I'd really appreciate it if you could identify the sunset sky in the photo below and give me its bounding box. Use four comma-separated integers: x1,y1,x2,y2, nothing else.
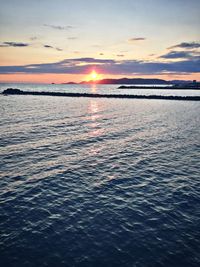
0,0,199,83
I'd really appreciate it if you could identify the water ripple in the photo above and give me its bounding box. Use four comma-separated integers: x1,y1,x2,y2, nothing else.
0,95,200,267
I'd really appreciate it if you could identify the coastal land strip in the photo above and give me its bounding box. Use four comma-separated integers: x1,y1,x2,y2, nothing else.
118,85,200,90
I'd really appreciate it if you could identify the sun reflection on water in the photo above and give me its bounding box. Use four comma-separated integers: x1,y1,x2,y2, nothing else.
86,99,105,160
87,99,104,138
90,83,97,93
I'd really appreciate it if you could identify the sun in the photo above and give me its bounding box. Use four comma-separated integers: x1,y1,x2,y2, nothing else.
90,70,98,81
86,70,101,82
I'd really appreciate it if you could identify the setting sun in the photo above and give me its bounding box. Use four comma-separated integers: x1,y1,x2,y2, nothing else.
91,70,98,80
86,70,101,82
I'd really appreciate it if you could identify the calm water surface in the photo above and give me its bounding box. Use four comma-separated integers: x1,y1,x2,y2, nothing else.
0,84,200,267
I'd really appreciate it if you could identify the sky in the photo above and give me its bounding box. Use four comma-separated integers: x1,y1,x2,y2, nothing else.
0,0,199,83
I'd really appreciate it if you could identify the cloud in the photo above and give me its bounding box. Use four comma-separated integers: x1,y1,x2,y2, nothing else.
0,42,29,47
44,24,74,30
68,57,115,63
43,44,63,51
168,42,200,50
0,57,199,75
0,40,63,51
117,54,125,57
44,45,53,48
128,37,146,43
160,50,194,59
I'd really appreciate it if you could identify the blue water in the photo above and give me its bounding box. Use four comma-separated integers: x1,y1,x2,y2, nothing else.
0,84,200,267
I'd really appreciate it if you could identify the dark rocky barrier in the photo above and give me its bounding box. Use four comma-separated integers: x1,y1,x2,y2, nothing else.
2,88,200,101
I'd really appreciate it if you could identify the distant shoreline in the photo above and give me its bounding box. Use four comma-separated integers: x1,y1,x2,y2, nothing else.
2,88,200,101
118,85,200,90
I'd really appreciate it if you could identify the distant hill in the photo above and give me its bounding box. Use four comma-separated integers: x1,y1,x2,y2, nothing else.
62,78,198,85
62,82,77,84
80,78,169,85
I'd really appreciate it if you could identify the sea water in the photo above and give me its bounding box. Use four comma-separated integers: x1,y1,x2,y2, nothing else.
0,84,200,267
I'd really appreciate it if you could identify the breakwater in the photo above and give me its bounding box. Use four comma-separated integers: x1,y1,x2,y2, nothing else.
3,88,200,101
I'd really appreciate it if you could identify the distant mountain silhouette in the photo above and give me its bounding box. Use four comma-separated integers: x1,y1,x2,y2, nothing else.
80,78,169,85
61,78,198,85
62,82,77,84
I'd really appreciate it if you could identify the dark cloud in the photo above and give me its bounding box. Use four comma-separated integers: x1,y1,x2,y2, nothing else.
0,41,63,51
44,45,53,48
44,24,73,30
168,42,200,49
160,51,193,59
0,42,29,47
43,44,63,51
128,37,146,43
69,57,115,63
0,57,199,75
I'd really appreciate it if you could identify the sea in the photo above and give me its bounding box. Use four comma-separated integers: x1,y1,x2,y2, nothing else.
0,83,200,267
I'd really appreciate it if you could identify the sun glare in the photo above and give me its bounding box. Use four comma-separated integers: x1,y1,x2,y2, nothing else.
86,70,101,82
91,70,98,81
